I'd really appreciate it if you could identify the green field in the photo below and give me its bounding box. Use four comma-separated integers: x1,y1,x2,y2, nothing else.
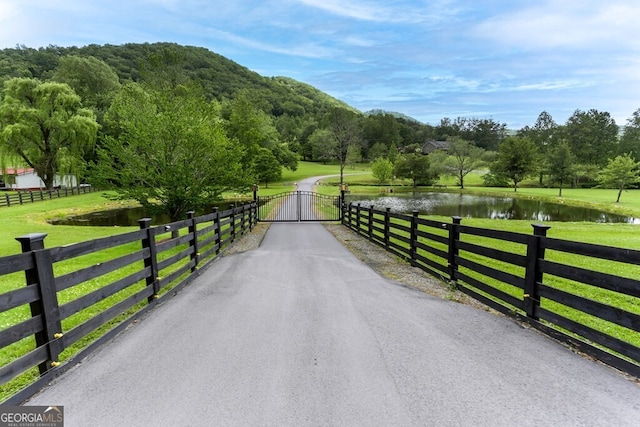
2,161,640,401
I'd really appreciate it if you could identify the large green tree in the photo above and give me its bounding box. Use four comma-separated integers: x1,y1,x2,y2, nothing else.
95,81,244,221
254,147,282,188
52,55,121,117
492,136,538,192
226,90,297,176
618,109,640,161
394,153,435,187
0,78,98,188
564,109,618,166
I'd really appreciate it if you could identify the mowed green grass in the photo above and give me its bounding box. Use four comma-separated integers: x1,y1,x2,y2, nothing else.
2,162,640,401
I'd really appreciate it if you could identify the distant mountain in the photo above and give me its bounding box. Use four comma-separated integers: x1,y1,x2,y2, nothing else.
365,109,423,124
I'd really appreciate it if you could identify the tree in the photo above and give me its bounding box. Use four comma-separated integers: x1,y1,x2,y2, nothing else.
492,136,538,192
329,107,362,187
618,109,640,161
0,78,98,189
95,81,244,221
225,90,297,176
371,157,394,184
346,144,362,169
254,147,282,188
308,128,335,163
597,153,640,203
444,137,485,189
564,109,618,166
52,55,121,118
546,141,574,197
519,111,561,184
368,142,387,161
394,153,435,187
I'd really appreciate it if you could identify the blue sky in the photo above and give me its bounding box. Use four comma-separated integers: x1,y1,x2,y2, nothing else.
1,0,639,129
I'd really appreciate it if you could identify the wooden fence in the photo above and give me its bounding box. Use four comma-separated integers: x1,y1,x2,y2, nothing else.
0,186,95,208
0,202,257,404
343,202,640,377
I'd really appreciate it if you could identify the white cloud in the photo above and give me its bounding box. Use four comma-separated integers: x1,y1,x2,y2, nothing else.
473,0,640,50
296,0,454,24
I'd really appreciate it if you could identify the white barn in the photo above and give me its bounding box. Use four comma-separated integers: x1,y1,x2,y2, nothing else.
1,168,78,190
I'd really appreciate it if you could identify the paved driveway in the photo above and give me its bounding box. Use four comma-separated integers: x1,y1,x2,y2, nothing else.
27,178,640,426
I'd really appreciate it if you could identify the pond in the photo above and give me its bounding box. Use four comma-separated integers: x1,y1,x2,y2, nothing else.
49,193,638,226
48,201,247,227
345,192,639,223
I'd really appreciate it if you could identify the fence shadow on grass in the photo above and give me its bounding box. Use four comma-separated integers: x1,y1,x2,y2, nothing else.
0,202,257,404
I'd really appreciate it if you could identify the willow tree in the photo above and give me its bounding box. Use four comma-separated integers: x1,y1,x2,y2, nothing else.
0,78,98,188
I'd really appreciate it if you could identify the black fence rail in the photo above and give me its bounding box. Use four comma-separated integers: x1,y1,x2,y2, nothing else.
342,202,640,377
0,186,95,208
0,202,257,404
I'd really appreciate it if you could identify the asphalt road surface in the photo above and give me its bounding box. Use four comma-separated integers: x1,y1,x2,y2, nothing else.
27,178,640,426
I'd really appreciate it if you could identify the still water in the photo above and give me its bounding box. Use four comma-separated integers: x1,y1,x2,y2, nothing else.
49,193,638,226
345,192,638,223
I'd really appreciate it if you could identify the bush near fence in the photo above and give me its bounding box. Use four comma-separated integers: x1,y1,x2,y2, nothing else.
0,186,95,208
343,202,640,378
0,202,257,404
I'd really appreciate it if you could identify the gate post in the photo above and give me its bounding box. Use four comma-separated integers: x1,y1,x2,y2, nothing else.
523,224,551,319
187,211,199,273
15,233,63,375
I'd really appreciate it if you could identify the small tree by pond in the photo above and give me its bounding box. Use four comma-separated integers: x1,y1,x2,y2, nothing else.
597,153,640,203
371,157,394,184
492,136,538,192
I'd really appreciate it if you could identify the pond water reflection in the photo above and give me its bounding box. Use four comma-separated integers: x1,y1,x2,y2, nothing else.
49,192,638,226
345,192,639,223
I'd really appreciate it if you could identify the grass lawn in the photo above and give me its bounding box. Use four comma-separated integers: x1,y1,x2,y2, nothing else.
2,162,640,392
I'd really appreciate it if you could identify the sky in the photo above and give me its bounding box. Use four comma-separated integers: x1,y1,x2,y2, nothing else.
1,0,639,129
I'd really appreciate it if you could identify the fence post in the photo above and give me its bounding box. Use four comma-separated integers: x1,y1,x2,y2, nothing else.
138,218,160,302
15,233,63,375
356,203,361,234
523,224,551,320
384,207,391,249
448,216,462,283
409,211,419,264
213,207,221,255
187,211,199,273
368,205,374,239
5,193,10,206
231,206,237,242
241,204,247,235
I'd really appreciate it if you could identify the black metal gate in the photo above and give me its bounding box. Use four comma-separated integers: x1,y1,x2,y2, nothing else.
257,191,342,222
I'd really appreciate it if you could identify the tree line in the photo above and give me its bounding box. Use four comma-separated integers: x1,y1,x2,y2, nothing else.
1,42,640,222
